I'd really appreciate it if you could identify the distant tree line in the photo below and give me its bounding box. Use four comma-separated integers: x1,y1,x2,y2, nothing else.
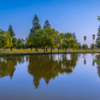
0,14,100,52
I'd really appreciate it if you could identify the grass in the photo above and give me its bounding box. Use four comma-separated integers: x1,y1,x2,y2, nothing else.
0,48,100,54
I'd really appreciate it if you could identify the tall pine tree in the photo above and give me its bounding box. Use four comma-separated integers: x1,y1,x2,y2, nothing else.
43,20,50,51
30,15,41,34
8,24,16,51
8,24,15,37
43,20,50,29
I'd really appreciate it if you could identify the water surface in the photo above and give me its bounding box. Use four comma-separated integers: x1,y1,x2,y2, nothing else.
0,53,100,100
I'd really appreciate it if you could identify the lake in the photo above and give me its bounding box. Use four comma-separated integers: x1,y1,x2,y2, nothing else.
0,53,100,100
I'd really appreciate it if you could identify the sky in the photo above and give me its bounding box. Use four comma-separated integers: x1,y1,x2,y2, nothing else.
0,0,100,47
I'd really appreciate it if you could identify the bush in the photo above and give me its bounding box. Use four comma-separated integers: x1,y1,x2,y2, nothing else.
90,44,96,49
82,44,88,49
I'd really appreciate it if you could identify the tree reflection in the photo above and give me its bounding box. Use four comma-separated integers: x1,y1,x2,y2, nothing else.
92,60,95,66
28,54,78,89
84,58,86,65
97,66,100,78
0,56,25,78
94,54,100,78
95,54,100,78
83,53,87,65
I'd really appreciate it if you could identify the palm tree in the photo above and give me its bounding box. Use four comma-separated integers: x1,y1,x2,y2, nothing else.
92,34,95,44
92,34,95,50
84,36,86,44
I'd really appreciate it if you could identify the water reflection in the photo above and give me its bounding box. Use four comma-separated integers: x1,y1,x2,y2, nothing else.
84,58,86,65
27,54,78,89
1,54,99,89
92,60,95,66
95,54,100,78
1,54,100,100
0,56,25,78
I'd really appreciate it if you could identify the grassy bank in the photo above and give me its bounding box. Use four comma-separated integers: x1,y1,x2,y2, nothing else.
0,48,99,56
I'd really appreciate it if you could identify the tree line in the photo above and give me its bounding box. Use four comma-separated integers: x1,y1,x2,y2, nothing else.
0,14,100,52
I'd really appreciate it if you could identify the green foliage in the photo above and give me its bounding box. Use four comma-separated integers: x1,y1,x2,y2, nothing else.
45,27,59,48
43,20,50,29
84,36,87,44
28,29,42,48
8,24,17,50
96,39,100,48
60,33,78,50
30,15,41,34
8,24,15,37
92,34,95,40
84,36,86,41
0,29,13,49
61,33,72,49
12,38,17,48
82,44,88,49
54,34,62,48
91,44,96,49
28,27,60,49
60,33,65,39
70,39,78,50
94,59,100,65
17,38,25,49
98,16,100,21
22,44,27,49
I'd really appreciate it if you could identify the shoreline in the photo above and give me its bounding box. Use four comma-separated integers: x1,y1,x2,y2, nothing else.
0,51,99,57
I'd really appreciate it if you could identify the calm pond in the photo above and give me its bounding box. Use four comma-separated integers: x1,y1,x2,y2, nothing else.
0,53,100,100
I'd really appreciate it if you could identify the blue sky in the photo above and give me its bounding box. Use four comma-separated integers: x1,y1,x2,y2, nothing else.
0,0,100,46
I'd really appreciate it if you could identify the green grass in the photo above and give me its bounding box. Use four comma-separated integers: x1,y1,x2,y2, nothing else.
0,48,100,54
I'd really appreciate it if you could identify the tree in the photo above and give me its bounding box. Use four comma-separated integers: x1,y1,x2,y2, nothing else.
96,26,100,48
62,33,72,52
0,29,13,51
92,34,95,50
84,58,86,65
8,24,15,37
61,33,78,52
84,36,86,44
96,39,100,48
28,27,59,53
92,34,95,44
28,29,43,51
59,33,65,50
43,20,50,29
45,27,58,53
82,44,88,49
73,32,77,41
91,44,96,49
98,15,100,21
77,42,82,49
8,24,17,51
30,15,41,34
12,38,17,48
27,34,33,50
17,38,25,49
43,20,51,51
70,39,78,50
54,34,62,53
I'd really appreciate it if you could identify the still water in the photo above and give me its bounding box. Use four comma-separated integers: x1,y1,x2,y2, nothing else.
0,53,100,100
